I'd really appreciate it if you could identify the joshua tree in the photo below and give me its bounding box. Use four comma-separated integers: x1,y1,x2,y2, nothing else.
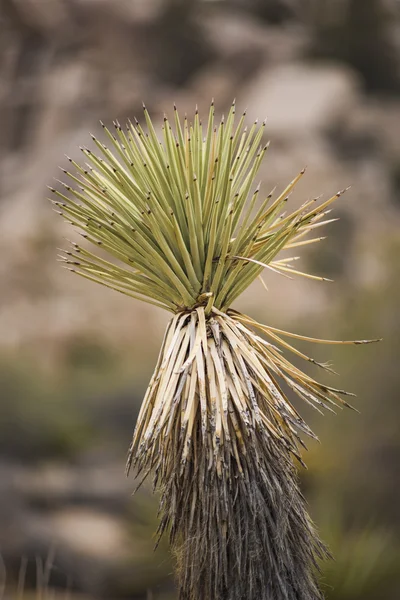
53,101,378,600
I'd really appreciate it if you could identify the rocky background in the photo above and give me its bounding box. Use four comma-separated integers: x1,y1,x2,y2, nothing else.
0,0,400,598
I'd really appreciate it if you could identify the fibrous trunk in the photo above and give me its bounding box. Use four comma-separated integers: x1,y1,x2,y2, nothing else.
127,307,329,600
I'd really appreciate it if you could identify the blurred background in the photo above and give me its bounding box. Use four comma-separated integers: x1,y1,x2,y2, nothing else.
0,0,399,598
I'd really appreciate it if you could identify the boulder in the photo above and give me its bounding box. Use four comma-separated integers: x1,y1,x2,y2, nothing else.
244,62,361,138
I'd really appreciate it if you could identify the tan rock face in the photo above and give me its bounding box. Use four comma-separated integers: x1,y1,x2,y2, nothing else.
50,508,130,560
245,63,361,138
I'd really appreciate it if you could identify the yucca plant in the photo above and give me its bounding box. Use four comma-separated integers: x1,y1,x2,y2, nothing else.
52,101,378,600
